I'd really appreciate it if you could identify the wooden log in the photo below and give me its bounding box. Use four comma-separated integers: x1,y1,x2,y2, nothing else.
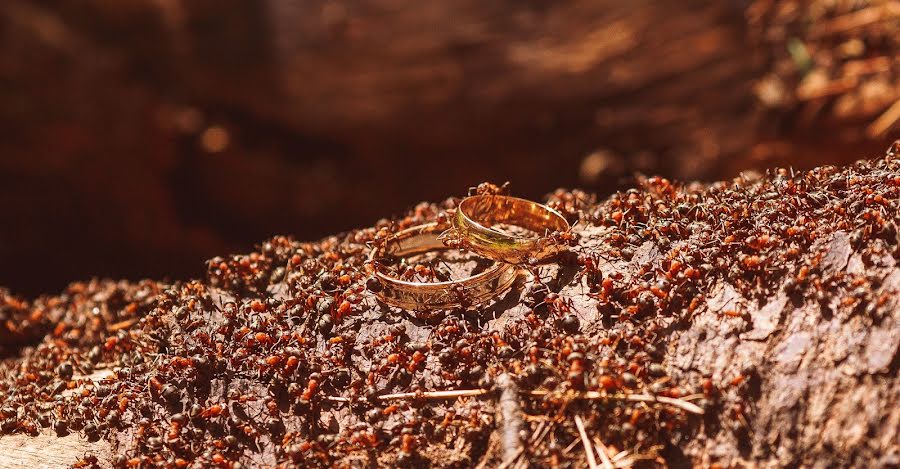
0,433,108,468
1,144,898,467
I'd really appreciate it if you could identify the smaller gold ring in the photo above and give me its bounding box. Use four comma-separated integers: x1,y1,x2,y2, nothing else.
451,195,570,264
368,222,519,310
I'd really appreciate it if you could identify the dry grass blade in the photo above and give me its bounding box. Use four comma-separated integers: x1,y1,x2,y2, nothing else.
809,4,900,38
574,415,600,469
625,393,705,414
106,318,139,332
495,447,524,469
522,390,705,415
377,389,489,400
529,420,548,445
593,437,615,469
868,99,900,137
610,445,664,467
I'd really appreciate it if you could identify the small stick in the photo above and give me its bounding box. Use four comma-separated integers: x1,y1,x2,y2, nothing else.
574,415,599,469
624,394,705,415
106,318,139,332
377,389,489,400
842,56,892,77
522,390,704,415
868,98,900,138
497,373,524,468
520,418,552,469
796,76,857,101
592,437,615,469
332,388,704,413
611,450,629,462
610,445,663,467
474,436,500,469
495,447,524,469
810,4,900,38
528,420,547,444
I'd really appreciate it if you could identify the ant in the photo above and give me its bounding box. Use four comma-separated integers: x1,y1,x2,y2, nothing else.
446,284,473,310
539,292,575,317
553,229,580,247
437,226,463,250
534,224,581,261
396,430,418,465
468,181,510,197
574,252,605,290
397,261,438,283
73,453,100,469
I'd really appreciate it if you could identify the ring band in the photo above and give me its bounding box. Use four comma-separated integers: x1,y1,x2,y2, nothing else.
451,195,570,264
368,222,519,310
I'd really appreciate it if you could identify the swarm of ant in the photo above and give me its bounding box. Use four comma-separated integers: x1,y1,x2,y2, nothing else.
1,144,899,468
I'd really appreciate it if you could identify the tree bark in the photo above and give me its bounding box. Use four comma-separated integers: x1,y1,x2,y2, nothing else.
1,146,898,467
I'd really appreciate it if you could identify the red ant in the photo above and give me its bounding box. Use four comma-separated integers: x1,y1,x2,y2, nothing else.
574,252,604,290
441,284,472,309
541,292,574,316
72,453,100,468
468,181,510,196
200,403,226,419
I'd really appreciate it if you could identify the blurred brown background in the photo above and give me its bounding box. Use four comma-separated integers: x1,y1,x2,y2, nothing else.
1,0,897,296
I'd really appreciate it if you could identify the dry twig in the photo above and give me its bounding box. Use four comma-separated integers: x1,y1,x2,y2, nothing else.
868,99,900,137
593,436,615,469
497,374,525,468
523,390,705,415
377,389,490,400
574,415,600,469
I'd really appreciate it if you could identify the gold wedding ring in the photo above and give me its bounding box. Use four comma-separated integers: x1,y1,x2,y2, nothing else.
368,222,519,310
451,195,570,264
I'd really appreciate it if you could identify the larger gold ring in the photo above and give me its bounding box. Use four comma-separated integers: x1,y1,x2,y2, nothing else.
451,195,570,264
368,222,519,310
